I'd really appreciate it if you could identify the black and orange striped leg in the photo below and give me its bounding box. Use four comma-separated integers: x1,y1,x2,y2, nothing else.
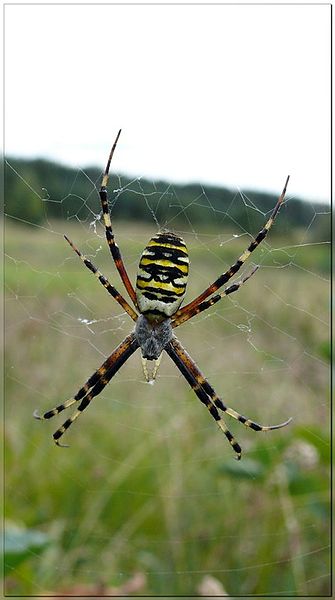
174,176,290,320
166,337,292,459
172,265,259,329
100,130,138,307
164,340,242,459
64,235,138,322
170,337,292,430
34,334,139,446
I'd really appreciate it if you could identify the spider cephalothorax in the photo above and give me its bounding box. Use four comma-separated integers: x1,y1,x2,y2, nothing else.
135,315,172,360
34,130,291,458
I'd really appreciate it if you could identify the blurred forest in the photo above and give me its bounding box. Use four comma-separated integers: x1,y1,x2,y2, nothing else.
5,156,330,243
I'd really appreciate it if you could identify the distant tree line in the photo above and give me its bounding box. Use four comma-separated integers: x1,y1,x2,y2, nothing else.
5,157,330,241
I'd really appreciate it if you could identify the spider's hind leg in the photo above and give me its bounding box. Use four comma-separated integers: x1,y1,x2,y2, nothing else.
99,130,138,307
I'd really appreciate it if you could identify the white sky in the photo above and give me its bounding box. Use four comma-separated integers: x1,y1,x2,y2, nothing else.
4,3,330,203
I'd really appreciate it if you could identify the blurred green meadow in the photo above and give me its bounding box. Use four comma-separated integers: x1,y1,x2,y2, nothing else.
5,215,330,596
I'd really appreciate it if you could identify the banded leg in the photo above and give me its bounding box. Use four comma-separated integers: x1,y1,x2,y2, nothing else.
100,130,137,307
64,235,138,322
172,265,258,329
165,341,242,459
34,334,137,419
175,176,290,319
34,334,139,446
166,337,292,458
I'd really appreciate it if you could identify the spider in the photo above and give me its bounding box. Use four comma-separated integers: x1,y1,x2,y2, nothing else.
34,130,292,459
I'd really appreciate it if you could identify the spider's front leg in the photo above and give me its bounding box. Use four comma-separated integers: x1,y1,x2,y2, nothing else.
165,337,242,458
34,333,139,446
165,337,291,459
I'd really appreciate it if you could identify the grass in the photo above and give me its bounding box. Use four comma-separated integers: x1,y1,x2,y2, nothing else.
4,219,330,596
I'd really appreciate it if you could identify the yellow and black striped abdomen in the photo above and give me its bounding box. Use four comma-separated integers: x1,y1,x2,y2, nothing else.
136,232,189,320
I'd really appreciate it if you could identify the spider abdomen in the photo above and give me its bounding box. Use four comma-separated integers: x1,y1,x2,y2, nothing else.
136,232,189,320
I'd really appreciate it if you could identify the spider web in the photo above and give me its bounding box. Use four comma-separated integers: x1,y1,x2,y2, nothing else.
5,162,331,597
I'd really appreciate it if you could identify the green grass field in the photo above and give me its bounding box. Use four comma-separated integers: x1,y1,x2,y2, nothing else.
5,219,330,596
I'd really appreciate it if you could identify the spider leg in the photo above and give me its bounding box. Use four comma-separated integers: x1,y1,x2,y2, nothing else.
64,235,138,322
165,337,292,459
165,339,242,459
34,333,139,446
100,130,138,307
175,176,289,319
172,265,259,329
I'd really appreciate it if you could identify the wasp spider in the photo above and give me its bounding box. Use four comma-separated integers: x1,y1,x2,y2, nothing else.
34,130,292,459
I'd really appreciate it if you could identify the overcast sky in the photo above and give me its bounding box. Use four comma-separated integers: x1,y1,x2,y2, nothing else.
5,3,330,203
